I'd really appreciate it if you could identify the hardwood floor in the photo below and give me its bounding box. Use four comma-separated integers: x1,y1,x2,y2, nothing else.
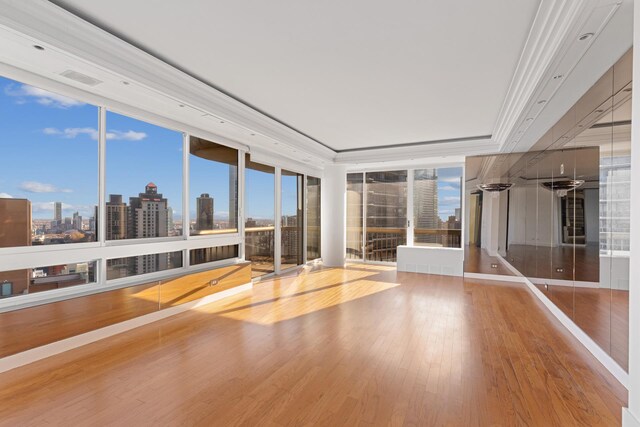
535,283,629,371
505,244,600,283
463,245,515,276
0,265,626,426
0,263,251,358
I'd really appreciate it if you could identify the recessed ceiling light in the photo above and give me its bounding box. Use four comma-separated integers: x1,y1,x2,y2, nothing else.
178,104,185,108
595,109,604,113
219,120,225,124
526,117,534,122
624,88,632,92
121,81,130,85
553,74,564,80
578,32,594,41
537,100,547,105
33,45,45,51
250,133,255,136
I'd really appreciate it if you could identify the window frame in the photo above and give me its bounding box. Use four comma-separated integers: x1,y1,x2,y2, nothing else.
345,163,465,264
0,70,322,312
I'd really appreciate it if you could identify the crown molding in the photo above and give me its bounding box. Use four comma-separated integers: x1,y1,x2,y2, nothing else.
334,136,497,164
0,0,336,163
492,0,622,152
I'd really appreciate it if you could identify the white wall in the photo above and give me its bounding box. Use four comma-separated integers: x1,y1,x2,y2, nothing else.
584,189,599,244
321,165,347,267
480,192,500,255
498,190,509,256
508,186,527,245
507,186,561,248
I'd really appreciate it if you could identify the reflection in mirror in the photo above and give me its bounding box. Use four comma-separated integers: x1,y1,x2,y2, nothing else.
463,49,630,371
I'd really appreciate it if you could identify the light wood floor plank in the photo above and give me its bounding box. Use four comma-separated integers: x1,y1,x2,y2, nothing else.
0,265,627,426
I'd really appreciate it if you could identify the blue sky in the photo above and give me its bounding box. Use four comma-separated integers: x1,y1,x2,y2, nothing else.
0,76,293,221
435,167,463,221
1,74,457,223
1,76,99,219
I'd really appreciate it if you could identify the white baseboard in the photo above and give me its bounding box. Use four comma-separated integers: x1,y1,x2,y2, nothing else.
463,272,526,283
624,408,640,427
494,257,629,388
471,254,629,387
0,282,252,374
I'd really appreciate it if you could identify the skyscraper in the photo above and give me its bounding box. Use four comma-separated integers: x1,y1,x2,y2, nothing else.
128,183,170,275
228,165,237,229
414,169,439,245
196,193,214,231
72,211,82,230
54,201,62,224
106,195,128,240
0,198,31,296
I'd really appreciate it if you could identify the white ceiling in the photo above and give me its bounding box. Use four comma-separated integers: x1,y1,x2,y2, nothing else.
52,0,541,152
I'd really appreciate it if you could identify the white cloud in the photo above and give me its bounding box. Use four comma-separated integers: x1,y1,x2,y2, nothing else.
0,192,13,198
5,84,85,108
438,185,459,191
440,177,461,184
43,127,147,141
106,130,147,141
19,181,73,193
32,202,90,215
43,127,62,135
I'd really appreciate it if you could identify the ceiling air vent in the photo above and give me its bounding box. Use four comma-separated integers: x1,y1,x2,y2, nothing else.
59,70,103,86
477,183,513,192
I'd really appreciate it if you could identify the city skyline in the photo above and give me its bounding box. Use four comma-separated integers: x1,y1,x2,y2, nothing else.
0,76,290,222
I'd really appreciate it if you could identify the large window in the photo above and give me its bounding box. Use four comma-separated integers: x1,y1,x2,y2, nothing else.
0,74,322,305
105,111,183,240
281,170,304,270
306,176,321,260
413,167,462,248
189,137,238,235
0,76,98,247
106,251,182,280
347,167,462,262
245,155,275,277
190,245,239,266
0,261,96,298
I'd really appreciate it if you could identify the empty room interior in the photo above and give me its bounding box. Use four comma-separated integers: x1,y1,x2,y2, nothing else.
1,1,640,426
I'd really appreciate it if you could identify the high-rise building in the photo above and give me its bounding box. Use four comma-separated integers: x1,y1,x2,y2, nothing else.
54,201,62,224
414,169,439,246
72,211,83,230
0,198,32,296
128,183,170,275
228,165,237,229
106,195,128,240
196,193,214,231
167,206,175,236
414,169,438,229
128,183,169,239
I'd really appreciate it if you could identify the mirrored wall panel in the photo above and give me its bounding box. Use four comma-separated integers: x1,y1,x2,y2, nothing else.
464,49,631,370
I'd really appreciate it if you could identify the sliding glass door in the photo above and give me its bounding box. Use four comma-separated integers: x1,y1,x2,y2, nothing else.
306,176,321,261
281,170,304,270
346,173,364,260
245,155,275,277
346,171,407,263
365,171,407,262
